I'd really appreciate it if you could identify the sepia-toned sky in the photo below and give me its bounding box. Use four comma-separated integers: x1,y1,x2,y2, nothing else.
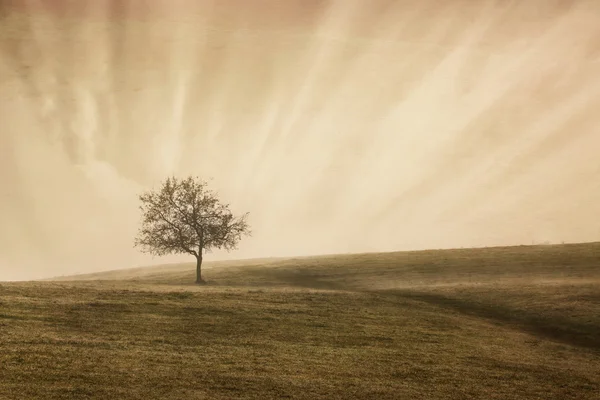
1,0,599,280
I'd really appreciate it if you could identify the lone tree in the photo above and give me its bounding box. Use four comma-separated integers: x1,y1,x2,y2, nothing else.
134,176,251,284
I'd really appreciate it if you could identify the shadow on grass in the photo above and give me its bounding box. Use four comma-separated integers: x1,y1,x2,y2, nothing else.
210,266,600,351
389,290,600,351
211,266,347,290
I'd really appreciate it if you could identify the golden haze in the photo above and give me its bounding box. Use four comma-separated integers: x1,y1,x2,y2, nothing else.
1,0,599,280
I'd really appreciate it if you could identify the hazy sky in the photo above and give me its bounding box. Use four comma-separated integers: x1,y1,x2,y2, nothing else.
1,0,599,280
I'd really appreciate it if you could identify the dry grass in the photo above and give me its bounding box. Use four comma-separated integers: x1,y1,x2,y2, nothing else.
1,243,599,399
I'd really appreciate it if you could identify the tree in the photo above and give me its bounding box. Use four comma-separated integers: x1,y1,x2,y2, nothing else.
134,176,251,284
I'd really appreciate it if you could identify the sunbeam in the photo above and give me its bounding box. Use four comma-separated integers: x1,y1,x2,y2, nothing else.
1,0,599,280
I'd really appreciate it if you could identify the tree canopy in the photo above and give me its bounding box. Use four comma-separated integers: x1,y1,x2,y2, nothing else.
134,176,250,283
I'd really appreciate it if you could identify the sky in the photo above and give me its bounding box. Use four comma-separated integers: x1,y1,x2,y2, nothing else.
1,0,599,281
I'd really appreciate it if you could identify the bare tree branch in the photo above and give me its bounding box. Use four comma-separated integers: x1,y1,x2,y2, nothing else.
134,176,251,282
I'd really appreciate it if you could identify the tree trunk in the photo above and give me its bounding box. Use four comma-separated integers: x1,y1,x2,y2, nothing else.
195,254,205,284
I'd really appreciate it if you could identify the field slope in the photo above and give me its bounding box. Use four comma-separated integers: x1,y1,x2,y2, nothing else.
2,243,600,399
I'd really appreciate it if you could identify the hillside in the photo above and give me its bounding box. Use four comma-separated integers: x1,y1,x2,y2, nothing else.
53,242,600,289
2,242,599,399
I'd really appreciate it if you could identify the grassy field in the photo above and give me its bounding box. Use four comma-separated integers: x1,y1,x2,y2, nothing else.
1,243,599,399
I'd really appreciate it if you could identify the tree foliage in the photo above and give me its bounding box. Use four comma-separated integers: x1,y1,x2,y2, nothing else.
134,176,250,282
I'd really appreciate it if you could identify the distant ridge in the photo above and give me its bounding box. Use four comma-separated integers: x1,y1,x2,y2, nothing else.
44,241,600,290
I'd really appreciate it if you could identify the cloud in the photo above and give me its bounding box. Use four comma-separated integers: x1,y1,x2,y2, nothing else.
1,0,599,280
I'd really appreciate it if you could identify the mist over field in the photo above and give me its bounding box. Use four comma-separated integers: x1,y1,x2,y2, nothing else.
1,0,600,280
